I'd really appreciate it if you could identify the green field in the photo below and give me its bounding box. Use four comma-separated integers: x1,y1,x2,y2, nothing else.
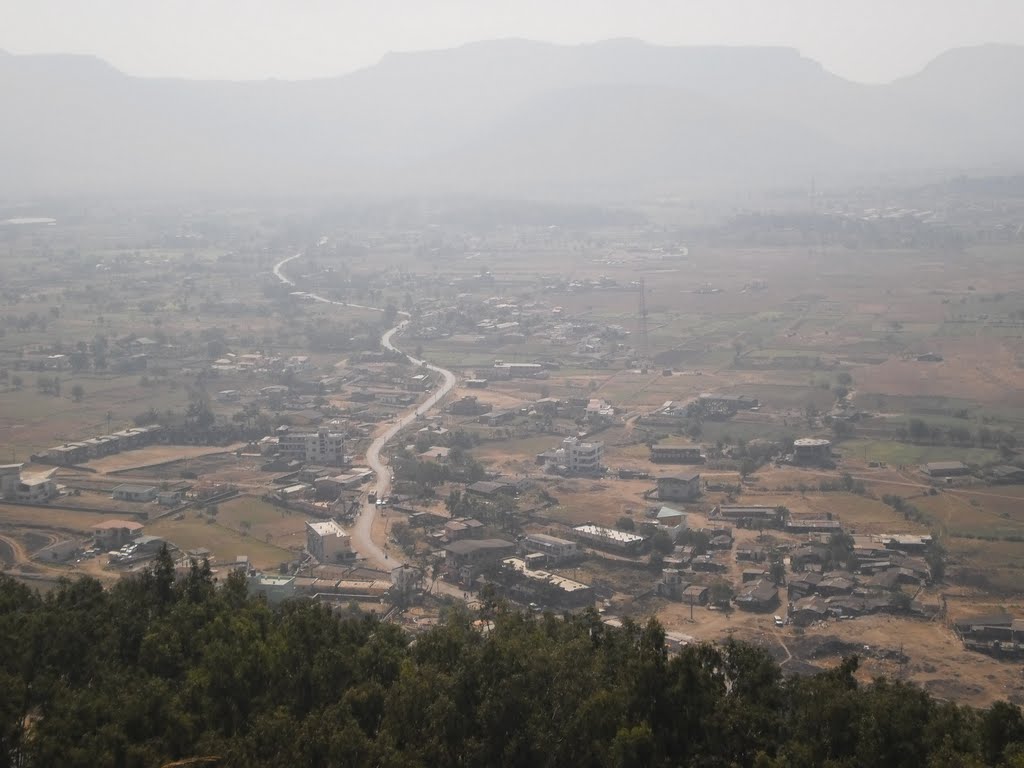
842,439,1002,466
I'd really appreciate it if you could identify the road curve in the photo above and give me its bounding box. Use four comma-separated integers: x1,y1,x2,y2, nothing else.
272,253,457,570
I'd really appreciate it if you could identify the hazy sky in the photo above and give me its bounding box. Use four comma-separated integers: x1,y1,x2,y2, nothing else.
2,0,1022,83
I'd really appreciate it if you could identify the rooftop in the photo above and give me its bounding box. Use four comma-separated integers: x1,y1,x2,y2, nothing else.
525,532,576,546
659,473,701,483
502,557,590,592
306,520,348,538
573,524,644,544
112,484,157,494
92,519,144,531
445,538,516,556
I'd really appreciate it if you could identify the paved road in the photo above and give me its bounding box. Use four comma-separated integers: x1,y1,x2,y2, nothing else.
272,253,457,571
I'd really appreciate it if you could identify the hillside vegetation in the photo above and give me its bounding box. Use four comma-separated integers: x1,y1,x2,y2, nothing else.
1,551,1023,767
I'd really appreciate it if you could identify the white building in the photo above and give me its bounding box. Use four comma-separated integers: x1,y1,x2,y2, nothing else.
0,464,58,502
112,484,157,502
573,524,644,554
0,464,22,500
559,437,604,475
278,427,346,466
522,533,579,563
305,520,352,563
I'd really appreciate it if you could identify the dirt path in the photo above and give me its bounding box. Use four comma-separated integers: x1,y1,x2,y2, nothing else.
274,252,457,571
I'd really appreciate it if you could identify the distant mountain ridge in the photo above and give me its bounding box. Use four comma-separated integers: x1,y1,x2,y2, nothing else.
1,40,1022,200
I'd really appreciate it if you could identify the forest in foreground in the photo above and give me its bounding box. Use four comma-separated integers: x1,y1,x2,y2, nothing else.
1,551,1023,768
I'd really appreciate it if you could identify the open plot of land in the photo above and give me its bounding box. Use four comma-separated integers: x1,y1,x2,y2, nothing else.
0,503,116,533
213,495,308,549
83,444,246,474
145,510,297,570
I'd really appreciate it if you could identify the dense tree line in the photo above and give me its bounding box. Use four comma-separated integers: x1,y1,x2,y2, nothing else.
2,553,1024,767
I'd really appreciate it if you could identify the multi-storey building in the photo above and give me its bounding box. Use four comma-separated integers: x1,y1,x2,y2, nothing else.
561,437,604,475
278,427,345,466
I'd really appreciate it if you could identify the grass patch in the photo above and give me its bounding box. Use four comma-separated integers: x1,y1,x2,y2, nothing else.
842,439,1002,467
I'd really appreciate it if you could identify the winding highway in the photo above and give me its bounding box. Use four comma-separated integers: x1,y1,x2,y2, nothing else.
272,252,457,570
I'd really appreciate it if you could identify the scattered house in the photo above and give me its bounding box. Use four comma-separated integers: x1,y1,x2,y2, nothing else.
954,614,1024,657
500,557,593,609
658,568,688,600
788,571,823,597
656,473,701,502
650,443,704,464
689,555,727,573
698,393,759,415
445,517,485,541
92,519,144,549
157,490,184,506
816,574,857,596
492,362,544,379
736,547,768,563
735,578,780,612
305,520,352,563
480,410,515,427
742,569,769,583
464,378,489,389
450,397,493,415
466,480,516,498
790,545,829,572
444,538,517,584
573,524,644,555
278,483,312,500
989,465,1024,484
791,595,830,626
879,534,933,553
710,504,783,529
112,484,157,503
655,506,687,530
521,533,579,563
217,389,241,403
248,573,297,604
785,517,843,534
987,466,1024,483
35,539,80,563
681,584,709,605
921,461,970,478
131,535,171,557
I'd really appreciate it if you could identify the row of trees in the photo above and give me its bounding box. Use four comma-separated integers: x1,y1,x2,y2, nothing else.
902,418,1017,452
0,555,1021,767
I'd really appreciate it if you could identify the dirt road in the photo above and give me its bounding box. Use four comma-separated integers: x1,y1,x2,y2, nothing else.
273,253,457,571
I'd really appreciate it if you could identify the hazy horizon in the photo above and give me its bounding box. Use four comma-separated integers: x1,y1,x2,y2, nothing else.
3,0,1024,84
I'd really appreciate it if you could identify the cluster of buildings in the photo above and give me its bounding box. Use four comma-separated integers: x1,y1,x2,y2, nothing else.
36,424,165,466
954,614,1024,658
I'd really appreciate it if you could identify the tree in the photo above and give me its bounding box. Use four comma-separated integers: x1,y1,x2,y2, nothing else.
739,458,757,479
70,384,84,402
709,579,734,607
616,516,635,532
650,530,674,555
10,374,21,389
